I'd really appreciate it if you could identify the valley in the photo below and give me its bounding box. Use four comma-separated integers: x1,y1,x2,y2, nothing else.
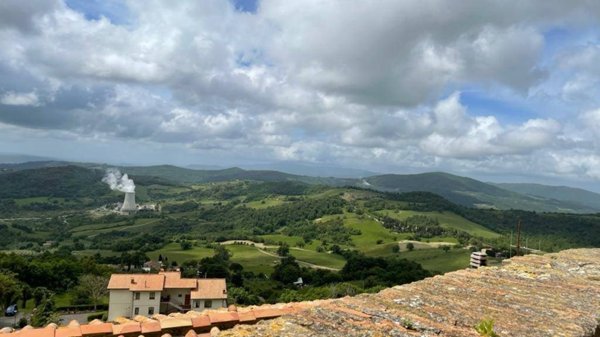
0,163,599,319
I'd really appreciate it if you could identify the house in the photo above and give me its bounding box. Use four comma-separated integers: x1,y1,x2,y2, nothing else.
142,260,162,272
107,271,227,321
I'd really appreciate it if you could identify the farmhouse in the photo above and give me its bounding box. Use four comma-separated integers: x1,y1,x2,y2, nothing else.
107,271,227,321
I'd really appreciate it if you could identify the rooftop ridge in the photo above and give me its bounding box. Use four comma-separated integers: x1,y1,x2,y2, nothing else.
3,249,599,337
219,248,600,337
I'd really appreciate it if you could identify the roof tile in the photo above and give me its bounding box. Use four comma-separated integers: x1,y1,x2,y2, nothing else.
190,279,227,300
80,322,112,335
55,326,82,337
191,315,211,329
207,312,239,325
111,322,141,335
160,271,198,289
237,311,257,323
107,274,164,291
158,317,192,329
13,326,55,337
252,308,283,319
141,320,162,334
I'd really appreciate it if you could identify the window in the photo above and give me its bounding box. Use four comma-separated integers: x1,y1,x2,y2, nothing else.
134,307,139,315
134,292,140,300
204,300,212,308
178,293,182,298
195,301,199,308
148,307,154,315
149,292,155,300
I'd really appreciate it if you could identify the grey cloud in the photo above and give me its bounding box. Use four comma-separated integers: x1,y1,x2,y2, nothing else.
0,0,61,32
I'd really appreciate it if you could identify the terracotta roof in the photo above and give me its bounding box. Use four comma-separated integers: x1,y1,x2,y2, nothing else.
218,248,600,337
79,320,112,335
160,271,198,289
207,312,239,325
107,272,224,294
140,320,161,334
0,303,298,337
107,274,164,291
190,279,227,299
4,249,599,337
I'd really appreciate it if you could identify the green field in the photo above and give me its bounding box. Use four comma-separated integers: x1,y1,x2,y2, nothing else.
245,196,287,209
264,247,346,270
375,210,500,239
353,241,471,273
326,212,410,250
227,244,279,274
147,242,214,264
260,234,322,250
261,234,304,246
72,218,161,237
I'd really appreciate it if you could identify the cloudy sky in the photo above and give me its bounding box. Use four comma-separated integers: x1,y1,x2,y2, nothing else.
1,1,600,187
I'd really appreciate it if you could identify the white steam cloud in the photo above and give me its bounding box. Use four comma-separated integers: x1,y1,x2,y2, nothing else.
102,168,135,193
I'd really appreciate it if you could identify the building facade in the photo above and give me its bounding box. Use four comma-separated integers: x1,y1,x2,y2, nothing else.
107,271,227,321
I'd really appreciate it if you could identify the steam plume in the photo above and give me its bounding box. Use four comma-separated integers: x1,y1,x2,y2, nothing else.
102,168,135,193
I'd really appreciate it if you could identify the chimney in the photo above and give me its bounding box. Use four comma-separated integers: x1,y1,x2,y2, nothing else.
121,192,137,212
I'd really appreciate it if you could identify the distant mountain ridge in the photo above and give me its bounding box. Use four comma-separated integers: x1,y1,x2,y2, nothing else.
495,183,600,212
2,161,600,213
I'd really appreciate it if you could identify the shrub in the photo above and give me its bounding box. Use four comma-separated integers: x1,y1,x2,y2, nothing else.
474,318,499,337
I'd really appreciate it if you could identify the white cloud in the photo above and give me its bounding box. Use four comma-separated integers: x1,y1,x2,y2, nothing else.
0,0,599,182
0,91,40,106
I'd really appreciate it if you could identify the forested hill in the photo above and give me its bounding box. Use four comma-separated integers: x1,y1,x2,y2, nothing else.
0,165,109,198
362,172,600,213
0,165,175,199
2,161,600,213
496,183,600,211
118,165,353,186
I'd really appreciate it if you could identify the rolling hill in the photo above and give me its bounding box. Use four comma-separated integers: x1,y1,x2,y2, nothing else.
495,183,600,212
361,172,600,213
2,161,600,213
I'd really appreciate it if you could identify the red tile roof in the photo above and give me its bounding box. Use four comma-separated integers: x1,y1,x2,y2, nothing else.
190,279,227,299
107,274,164,291
79,321,112,335
107,272,226,298
1,304,291,337
190,315,211,329
160,271,198,289
207,312,239,325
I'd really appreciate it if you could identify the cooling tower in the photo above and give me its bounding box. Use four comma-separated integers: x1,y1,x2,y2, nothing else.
121,192,137,212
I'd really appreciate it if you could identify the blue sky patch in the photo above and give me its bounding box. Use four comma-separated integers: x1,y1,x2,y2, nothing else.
231,0,259,13
65,0,131,25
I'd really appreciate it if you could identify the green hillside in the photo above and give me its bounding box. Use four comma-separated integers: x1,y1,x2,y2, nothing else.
496,183,600,212
363,172,597,213
0,165,109,198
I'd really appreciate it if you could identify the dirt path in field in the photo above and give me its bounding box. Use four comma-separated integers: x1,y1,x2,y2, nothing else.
254,248,341,271
220,240,341,271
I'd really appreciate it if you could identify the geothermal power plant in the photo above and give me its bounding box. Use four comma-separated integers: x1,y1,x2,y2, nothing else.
121,192,137,213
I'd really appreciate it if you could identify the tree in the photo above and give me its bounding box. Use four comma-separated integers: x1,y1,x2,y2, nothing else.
214,245,231,261
76,275,108,310
277,243,290,257
32,287,53,307
271,256,301,284
0,272,23,311
406,243,415,251
441,245,450,253
180,240,192,250
30,297,59,328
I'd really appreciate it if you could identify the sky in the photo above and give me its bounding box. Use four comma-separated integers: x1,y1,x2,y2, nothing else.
1,1,600,188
